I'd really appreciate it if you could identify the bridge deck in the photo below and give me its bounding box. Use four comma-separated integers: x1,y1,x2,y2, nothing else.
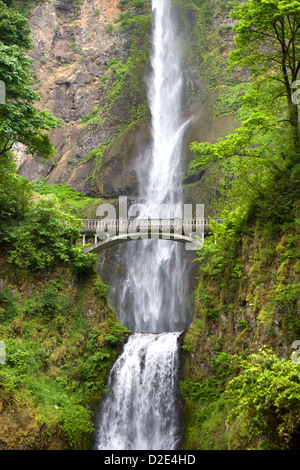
81,218,222,235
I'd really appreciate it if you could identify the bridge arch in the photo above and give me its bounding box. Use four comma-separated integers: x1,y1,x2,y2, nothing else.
83,233,201,254
81,218,221,254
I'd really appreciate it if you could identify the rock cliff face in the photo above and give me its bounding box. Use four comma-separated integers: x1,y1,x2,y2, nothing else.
15,0,239,205
16,0,151,198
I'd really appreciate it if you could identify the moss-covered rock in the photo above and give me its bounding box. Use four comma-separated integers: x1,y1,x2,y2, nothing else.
0,247,129,449
180,203,300,450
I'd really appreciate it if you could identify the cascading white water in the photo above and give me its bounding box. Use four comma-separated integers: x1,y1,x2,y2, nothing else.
96,333,182,450
117,0,190,334
96,0,190,450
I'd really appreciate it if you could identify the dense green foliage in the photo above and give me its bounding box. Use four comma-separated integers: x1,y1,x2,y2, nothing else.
230,0,300,151
31,179,102,218
181,349,300,450
226,349,300,450
187,0,300,227
7,197,79,270
0,2,129,450
0,157,31,221
0,2,101,277
6,196,98,276
188,0,300,228
182,0,300,451
190,0,300,174
0,172,127,448
0,0,60,232
0,1,60,159
0,181,99,278
0,266,129,449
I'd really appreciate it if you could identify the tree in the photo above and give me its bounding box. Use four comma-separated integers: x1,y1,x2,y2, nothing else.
230,0,300,152
0,156,31,223
190,0,300,174
0,1,60,159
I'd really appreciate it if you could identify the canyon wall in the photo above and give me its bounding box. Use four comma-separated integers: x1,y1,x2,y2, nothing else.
16,0,238,210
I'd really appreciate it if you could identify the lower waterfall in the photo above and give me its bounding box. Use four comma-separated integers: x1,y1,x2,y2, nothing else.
95,333,182,450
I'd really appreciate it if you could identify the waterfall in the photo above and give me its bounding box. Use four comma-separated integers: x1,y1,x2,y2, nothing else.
95,333,182,450
117,0,190,334
95,0,190,450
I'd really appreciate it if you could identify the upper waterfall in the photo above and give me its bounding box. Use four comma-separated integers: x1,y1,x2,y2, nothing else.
115,0,191,334
145,0,185,205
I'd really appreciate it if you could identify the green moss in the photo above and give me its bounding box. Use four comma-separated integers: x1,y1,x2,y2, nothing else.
0,262,130,449
83,138,115,186
79,107,103,126
180,351,238,450
30,179,102,218
194,397,229,450
181,175,299,449
105,23,114,36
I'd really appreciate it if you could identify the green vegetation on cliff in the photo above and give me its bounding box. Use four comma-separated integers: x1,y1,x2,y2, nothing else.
1,0,300,452
0,1,60,159
1,0,46,17
0,167,129,449
181,199,300,449
0,1,129,449
181,0,300,451
83,2,152,127
0,258,129,449
0,166,129,449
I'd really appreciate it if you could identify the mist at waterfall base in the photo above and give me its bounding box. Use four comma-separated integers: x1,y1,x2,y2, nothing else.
95,0,192,451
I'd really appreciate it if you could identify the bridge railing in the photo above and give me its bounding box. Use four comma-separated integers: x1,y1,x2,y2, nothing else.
81,218,222,235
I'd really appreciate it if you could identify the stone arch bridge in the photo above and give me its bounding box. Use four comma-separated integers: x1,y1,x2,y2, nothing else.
81,218,222,253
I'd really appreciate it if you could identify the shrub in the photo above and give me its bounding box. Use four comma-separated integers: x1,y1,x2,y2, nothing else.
105,23,114,36
8,196,82,272
226,349,300,450
94,279,110,300
70,247,98,278
62,403,94,449
0,287,20,322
